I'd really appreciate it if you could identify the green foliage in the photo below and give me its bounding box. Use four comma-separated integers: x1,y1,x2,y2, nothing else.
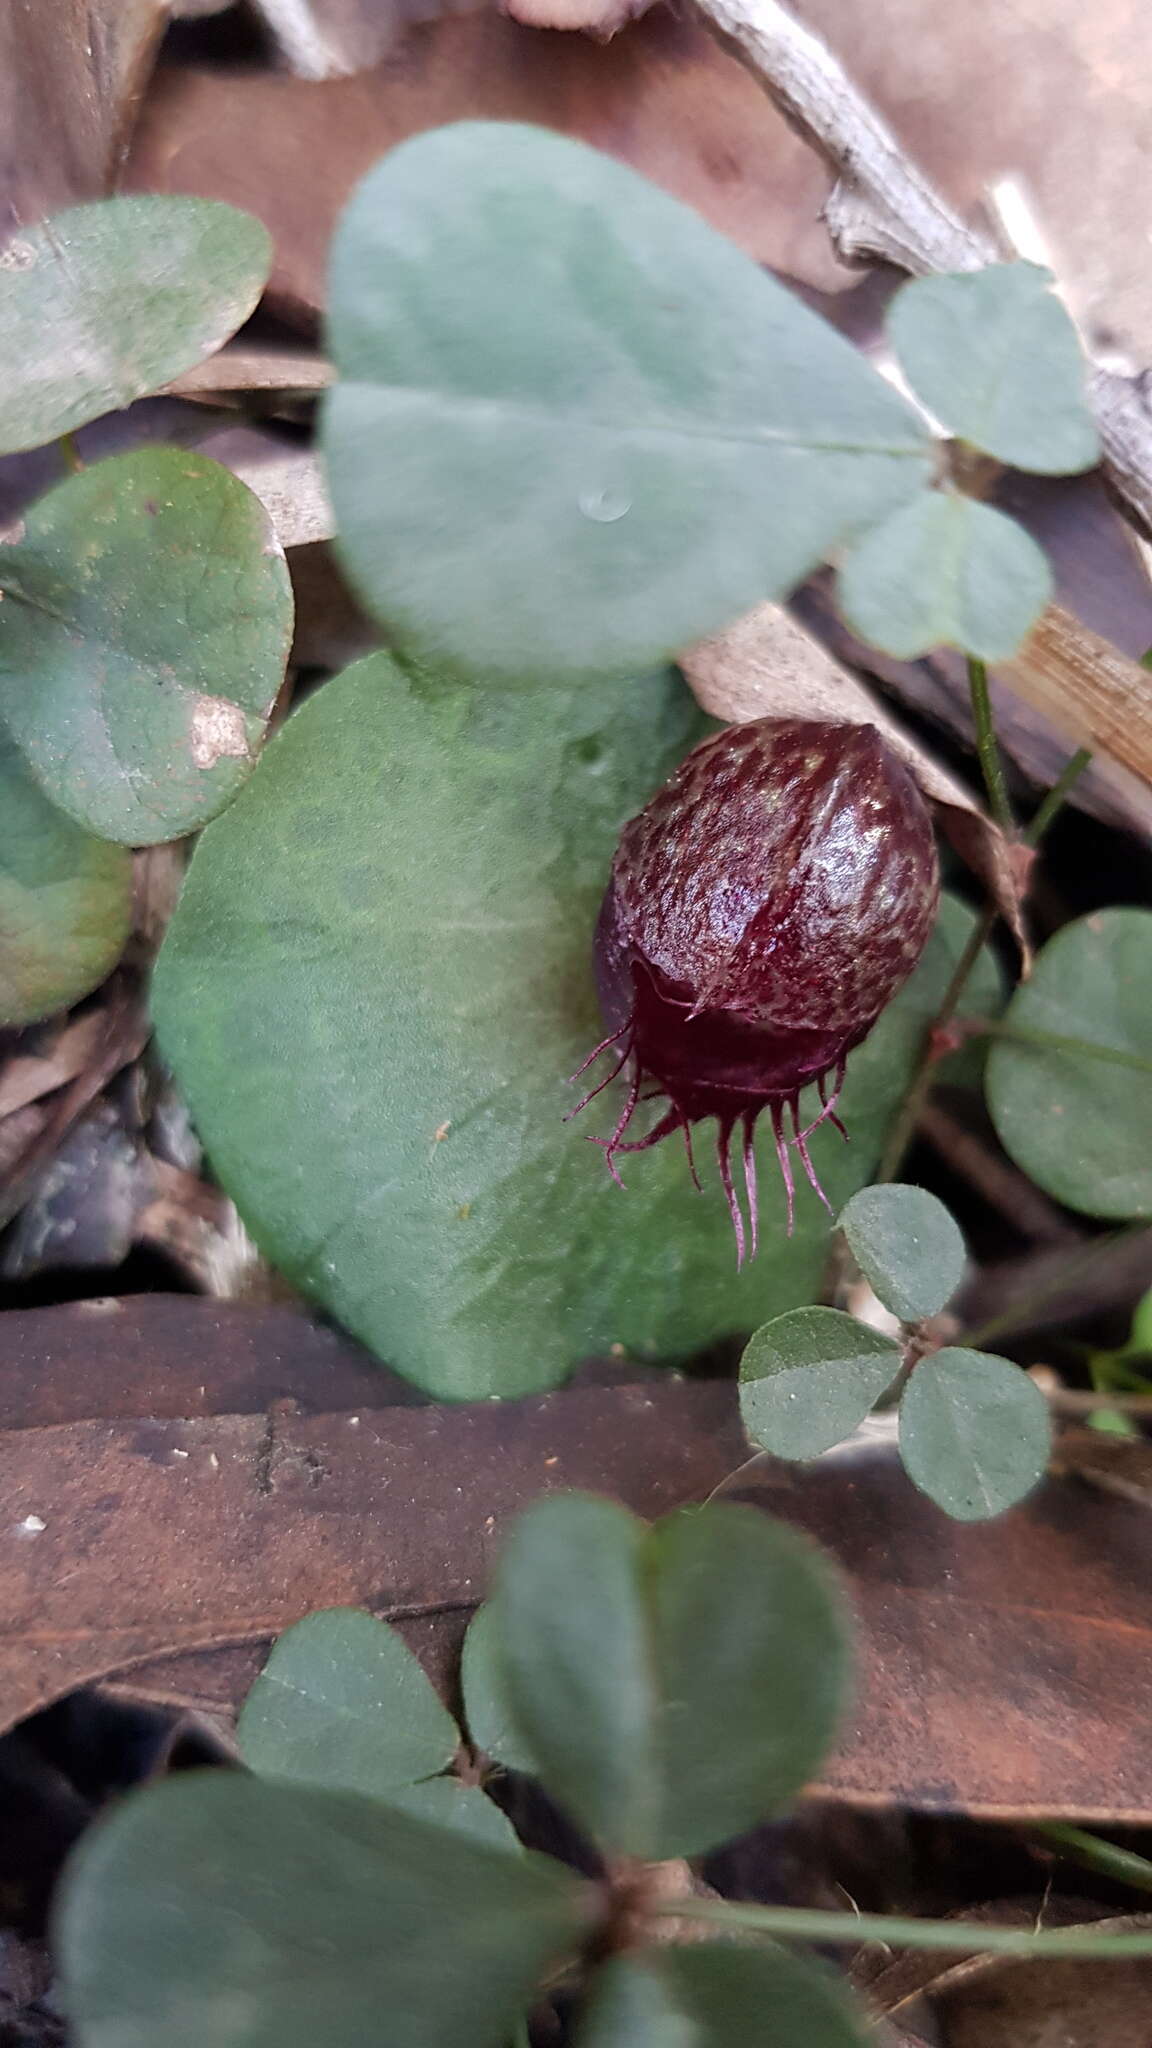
0,448,293,844
888,262,1099,474
837,490,1052,660
898,1346,1051,1520
838,1183,966,1322
837,257,1096,659
0,728,131,1025
380,1777,521,1851
986,909,1152,1218
55,1773,585,2048
153,652,941,1399
0,196,270,455
236,1607,458,1797
488,1492,849,1859
323,121,932,681
739,1306,900,1459
461,1603,537,1773
576,1947,867,2048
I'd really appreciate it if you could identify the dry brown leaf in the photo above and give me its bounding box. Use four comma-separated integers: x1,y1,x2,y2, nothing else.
0,1013,107,1121
1006,604,1152,792
0,0,165,231
721,1443,1152,1824
682,602,1033,965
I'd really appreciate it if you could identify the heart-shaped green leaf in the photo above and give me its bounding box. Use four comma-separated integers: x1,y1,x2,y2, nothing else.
837,490,1052,659
152,654,882,1398
0,197,271,455
889,262,1099,474
0,728,132,1025
0,447,293,845
383,1776,520,1850
461,1604,538,1774
839,1183,966,1322
56,1772,585,2048
986,909,1152,1218
237,1607,459,1796
739,1306,901,1460
489,1494,850,1859
899,1347,1051,1520
323,121,932,681
576,1946,867,2048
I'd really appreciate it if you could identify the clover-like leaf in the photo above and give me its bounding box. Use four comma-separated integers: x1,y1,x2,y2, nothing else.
889,262,1099,474
323,121,932,681
837,490,1052,660
576,1946,867,2048
461,1604,538,1774
0,197,271,454
0,448,293,844
489,1493,850,1859
0,727,131,1026
739,1306,900,1460
56,1773,585,2048
839,1183,966,1322
237,1608,458,1797
899,1347,1051,1520
986,909,1152,1218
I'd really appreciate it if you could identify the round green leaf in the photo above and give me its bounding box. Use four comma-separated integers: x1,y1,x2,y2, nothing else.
0,196,271,455
0,727,131,1025
152,655,863,1399
323,121,932,681
576,1946,867,2048
0,447,293,844
986,909,1152,1218
837,490,1052,659
56,1772,584,2048
461,1603,537,1774
838,1183,966,1322
490,1493,850,1860
383,1775,520,1851
889,262,1099,474
899,1347,1051,1520
739,1306,900,1460
237,1608,458,1796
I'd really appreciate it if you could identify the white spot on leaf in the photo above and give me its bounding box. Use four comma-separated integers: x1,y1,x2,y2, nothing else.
189,696,251,770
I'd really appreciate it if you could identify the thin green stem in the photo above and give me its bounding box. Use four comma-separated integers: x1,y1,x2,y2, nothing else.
1026,747,1093,846
967,655,1014,833
874,908,994,1184
959,1223,1147,1350
58,430,84,475
1037,1823,1152,1896
648,1895,1152,1958
510,2019,532,2048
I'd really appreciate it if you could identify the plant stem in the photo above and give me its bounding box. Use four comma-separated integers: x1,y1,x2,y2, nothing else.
967,656,1014,833
870,740,1093,1186
58,430,84,475
1037,1823,1152,1895
1026,747,1093,846
874,907,994,1184
648,1895,1152,1957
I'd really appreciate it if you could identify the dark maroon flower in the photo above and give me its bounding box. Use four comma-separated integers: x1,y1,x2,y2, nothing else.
571,718,940,1259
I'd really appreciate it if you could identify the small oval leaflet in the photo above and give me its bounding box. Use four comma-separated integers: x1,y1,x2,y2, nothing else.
237,1606,458,1797
898,1347,1051,1521
986,908,1152,1219
739,1305,901,1461
0,728,131,1026
575,1943,868,2048
461,1603,537,1775
837,489,1052,661
839,1183,966,1323
0,196,271,455
888,261,1099,475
